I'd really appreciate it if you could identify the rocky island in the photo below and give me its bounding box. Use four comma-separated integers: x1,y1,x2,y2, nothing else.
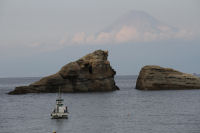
136,65,200,90
8,50,119,94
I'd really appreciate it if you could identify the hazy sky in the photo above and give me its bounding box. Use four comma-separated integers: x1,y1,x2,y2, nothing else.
0,0,200,77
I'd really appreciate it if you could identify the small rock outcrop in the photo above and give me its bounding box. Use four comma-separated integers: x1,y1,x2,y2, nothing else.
9,50,119,94
136,65,200,90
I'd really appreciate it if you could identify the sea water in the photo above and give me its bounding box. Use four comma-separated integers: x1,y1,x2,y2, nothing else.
0,76,200,133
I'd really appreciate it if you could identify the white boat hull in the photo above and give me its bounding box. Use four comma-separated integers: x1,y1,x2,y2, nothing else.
51,112,68,119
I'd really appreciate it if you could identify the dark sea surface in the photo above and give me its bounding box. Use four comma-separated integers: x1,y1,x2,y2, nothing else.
0,76,200,133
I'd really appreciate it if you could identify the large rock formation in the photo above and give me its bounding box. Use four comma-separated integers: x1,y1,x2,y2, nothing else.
9,50,119,94
136,65,200,90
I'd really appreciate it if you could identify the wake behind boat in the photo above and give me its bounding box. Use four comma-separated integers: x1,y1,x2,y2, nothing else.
51,88,68,119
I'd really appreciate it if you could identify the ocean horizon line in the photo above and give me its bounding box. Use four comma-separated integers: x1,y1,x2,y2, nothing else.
0,75,138,79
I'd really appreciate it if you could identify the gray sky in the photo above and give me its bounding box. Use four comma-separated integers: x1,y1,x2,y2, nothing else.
0,0,200,77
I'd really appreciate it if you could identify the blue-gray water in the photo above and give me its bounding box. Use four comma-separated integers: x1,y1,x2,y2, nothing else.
0,76,200,133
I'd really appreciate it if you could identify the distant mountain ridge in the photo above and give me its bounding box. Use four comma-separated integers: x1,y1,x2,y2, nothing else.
93,10,189,44
40,10,193,47
103,10,177,33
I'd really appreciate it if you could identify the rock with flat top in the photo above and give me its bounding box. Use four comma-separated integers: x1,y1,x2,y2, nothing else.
8,50,119,94
136,65,200,90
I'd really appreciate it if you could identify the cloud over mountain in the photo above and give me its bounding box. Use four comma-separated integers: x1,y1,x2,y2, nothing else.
57,10,194,46
29,10,194,49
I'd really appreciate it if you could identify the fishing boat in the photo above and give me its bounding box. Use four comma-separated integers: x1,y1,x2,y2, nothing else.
51,87,68,119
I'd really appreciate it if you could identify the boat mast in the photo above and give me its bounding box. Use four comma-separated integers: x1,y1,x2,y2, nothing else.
58,87,61,99
56,87,62,113
57,86,62,99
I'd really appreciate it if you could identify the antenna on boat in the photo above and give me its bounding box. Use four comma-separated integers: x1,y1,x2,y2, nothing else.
58,86,61,99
